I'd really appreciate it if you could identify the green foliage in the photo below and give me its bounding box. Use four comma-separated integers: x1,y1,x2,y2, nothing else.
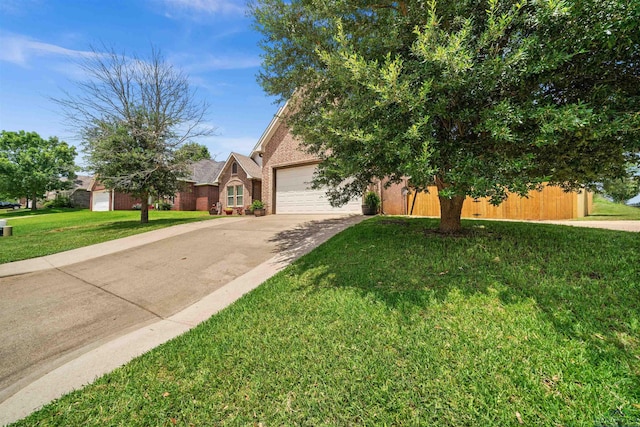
175,142,211,162
43,196,73,209
600,164,640,203
251,199,265,210
251,0,640,230
54,47,213,223
364,191,381,208
156,201,173,211
0,130,77,208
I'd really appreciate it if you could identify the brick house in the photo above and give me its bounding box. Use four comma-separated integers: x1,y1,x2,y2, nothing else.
172,159,223,211
242,105,591,219
215,153,262,211
89,159,223,212
249,104,364,214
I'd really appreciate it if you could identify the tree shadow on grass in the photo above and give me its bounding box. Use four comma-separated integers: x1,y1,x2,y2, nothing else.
283,216,640,416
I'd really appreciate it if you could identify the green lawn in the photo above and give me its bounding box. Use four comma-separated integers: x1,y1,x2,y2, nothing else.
14,217,640,426
584,194,640,221
0,209,220,264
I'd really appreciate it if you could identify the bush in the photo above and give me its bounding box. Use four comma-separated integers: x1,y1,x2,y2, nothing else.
44,196,73,209
251,200,265,210
157,201,172,211
364,191,381,209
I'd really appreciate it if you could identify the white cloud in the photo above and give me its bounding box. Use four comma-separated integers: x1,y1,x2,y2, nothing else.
171,54,262,74
158,0,245,18
0,32,94,67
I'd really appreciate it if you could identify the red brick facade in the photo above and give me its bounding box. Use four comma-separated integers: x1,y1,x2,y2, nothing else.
218,158,261,209
260,121,321,214
195,185,219,211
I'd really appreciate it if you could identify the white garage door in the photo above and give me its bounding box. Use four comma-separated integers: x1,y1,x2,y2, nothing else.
92,191,110,212
275,164,361,214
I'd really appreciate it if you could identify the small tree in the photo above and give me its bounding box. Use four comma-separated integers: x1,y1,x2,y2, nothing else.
252,0,640,232
0,131,77,210
601,164,640,203
176,142,212,162
55,46,213,223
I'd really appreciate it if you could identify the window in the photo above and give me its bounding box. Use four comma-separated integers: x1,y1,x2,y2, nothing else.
226,185,244,207
231,162,238,174
236,185,243,206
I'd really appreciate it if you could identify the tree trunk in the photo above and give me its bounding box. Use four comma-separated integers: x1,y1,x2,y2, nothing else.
31,192,37,211
140,192,149,224
435,177,464,233
437,195,465,233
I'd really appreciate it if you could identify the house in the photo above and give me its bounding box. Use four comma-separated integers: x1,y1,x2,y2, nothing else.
172,159,223,211
236,106,591,220
213,103,366,215
89,159,224,212
215,153,263,211
45,175,93,208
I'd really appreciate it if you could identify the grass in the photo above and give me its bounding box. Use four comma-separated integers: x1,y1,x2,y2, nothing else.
13,217,640,426
0,208,220,264
584,194,640,221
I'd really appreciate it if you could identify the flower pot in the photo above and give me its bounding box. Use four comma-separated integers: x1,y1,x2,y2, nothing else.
253,208,266,217
224,210,233,215
362,205,377,215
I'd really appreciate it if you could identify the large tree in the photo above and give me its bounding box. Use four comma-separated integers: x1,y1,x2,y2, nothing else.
251,0,640,232
55,46,213,223
0,131,77,210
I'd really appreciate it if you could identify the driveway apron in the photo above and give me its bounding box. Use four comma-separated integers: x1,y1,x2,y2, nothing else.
0,215,362,405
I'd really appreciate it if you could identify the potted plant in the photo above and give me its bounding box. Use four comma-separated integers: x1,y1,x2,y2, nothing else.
362,191,380,215
251,200,266,217
244,205,254,215
224,207,234,215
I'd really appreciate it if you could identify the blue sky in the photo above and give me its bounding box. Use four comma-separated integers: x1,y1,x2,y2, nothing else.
0,0,280,167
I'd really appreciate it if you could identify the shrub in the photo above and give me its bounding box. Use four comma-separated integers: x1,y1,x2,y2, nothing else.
44,196,73,209
251,200,265,210
157,201,172,211
364,191,380,209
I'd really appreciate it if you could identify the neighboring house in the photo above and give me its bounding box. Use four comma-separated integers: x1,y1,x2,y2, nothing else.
88,178,140,212
215,153,263,211
89,159,224,212
172,159,224,211
46,175,93,208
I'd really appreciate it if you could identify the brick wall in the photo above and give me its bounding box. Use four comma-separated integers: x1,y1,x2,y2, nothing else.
218,158,259,209
195,185,218,211
173,182,197,211
113,192,140,210
260,122,320,214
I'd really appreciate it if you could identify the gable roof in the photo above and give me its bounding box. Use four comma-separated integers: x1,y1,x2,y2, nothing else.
250,101,289,157
188,159,224,184
215,152,262,183
72,175,93,191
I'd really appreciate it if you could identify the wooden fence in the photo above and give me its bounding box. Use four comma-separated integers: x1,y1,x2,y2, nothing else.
407,185,592,220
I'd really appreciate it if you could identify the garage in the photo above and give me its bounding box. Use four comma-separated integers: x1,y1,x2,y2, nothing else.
275,164,362,214
92,191,110,212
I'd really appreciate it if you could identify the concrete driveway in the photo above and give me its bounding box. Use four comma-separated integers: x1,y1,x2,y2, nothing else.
0,214,364,412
